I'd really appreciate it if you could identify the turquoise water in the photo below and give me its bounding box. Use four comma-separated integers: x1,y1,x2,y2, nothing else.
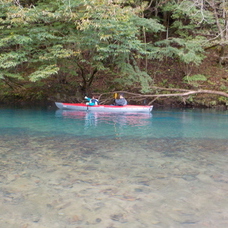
0,107,228,228
0,108,228,139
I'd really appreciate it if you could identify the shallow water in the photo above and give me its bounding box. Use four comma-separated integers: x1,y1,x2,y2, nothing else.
0,107,228,228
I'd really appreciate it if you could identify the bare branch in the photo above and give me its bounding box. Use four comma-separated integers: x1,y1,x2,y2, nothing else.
98,88,228,105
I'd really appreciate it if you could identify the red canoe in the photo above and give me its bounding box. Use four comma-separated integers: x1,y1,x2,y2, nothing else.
55,102,153,113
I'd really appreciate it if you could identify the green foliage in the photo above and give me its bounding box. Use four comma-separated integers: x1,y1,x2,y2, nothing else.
0,34,32,48
183,74,208,87
39,45,74,61
183,74,208,83
114,61,153,92
0,71,23,80
163,0,215,29
0,51,27,68
218,97,228,105
220,84,228,92
155,36,206,65
0,0,199,92
0,0,226,102
162,0,225,54
29,65,59,82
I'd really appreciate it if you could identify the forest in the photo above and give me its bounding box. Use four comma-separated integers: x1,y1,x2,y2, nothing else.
0,0,228,108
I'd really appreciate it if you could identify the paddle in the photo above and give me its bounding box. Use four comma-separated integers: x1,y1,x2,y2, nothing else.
113,93,118,105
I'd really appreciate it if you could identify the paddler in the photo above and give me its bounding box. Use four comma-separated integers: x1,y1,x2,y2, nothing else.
85,95,99,106
114,93,127,106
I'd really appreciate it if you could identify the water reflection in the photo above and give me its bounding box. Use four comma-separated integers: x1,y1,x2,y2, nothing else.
55,110,153,127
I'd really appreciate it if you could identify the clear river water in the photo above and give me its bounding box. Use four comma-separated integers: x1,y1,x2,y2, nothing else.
0,107,227,228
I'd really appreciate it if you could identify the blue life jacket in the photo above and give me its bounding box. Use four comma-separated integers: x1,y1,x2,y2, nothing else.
91,99,99,105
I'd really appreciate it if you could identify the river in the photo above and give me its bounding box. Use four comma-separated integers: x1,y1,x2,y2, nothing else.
0,107,227,228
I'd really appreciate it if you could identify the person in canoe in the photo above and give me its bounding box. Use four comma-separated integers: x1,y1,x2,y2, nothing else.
114,93,127,106
85,95,99,106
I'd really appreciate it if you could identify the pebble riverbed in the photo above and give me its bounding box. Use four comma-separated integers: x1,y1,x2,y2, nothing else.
0,135,228,228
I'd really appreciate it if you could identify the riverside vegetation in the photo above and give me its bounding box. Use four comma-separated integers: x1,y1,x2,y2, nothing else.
0,0,227,108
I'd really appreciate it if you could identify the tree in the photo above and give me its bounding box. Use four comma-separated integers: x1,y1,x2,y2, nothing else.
160,0,228,65
202,0,228,65
0,0,227,106
0,0,165,96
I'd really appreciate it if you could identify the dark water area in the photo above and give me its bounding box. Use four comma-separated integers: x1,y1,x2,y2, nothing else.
0,107,227,227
